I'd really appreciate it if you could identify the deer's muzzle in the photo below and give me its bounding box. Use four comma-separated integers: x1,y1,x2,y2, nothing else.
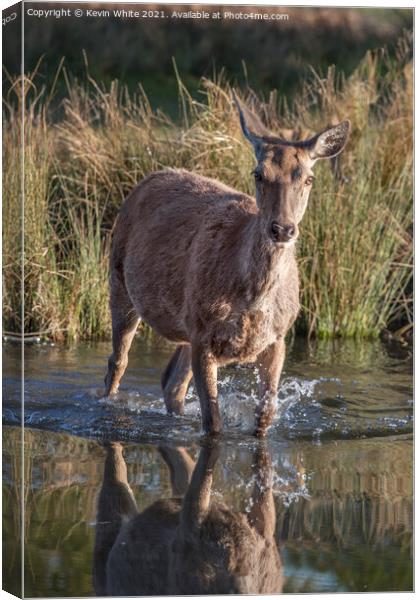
270,221,297,244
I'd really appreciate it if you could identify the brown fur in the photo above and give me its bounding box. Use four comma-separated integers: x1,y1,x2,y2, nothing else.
104,94,350,436
93,442,283,595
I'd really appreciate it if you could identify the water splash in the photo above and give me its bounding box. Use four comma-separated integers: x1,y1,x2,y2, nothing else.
2,338,412,443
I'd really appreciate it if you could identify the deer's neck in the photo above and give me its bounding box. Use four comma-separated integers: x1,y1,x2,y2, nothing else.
236,215,296,304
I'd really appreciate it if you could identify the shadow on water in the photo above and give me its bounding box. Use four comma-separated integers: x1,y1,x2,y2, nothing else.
2,336,413,595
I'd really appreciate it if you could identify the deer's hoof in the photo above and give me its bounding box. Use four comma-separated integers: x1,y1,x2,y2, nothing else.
203,428,222,439
253,428,268,439
164,400,185,416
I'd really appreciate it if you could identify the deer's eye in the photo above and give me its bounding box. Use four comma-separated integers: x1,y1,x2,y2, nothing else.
305,176,315,186
253,170,263,182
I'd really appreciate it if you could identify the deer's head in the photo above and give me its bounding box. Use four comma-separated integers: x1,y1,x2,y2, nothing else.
234,93,350,247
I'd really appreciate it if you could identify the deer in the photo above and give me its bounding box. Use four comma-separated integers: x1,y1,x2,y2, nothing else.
93,441,283,595
104,92,350,437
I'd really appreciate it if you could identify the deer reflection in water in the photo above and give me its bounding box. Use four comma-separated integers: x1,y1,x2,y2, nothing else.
93,442,283,595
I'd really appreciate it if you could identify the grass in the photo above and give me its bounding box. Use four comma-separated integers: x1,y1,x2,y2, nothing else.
2,35,413,341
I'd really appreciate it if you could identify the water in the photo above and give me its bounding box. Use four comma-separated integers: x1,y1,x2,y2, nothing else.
2,336,413,595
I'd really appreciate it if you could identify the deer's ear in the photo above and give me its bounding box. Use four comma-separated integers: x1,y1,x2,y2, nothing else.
232,90,273,150
308,120,350,161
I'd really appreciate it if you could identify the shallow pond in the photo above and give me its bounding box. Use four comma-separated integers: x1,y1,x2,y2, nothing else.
2,336,413,595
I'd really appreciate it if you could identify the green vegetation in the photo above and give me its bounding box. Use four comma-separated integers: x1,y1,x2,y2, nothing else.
2,35,412,341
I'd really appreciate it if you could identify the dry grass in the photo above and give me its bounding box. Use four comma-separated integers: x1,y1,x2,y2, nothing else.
2,35,413,341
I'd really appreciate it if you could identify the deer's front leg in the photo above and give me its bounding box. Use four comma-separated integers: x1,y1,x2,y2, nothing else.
192,345,222,436
255,339,286,437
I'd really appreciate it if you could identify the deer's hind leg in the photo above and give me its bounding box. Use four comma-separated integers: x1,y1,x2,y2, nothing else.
104,271,140,396
161,345,192,415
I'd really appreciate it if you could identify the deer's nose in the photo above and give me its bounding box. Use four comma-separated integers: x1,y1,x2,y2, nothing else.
270,222,296,242
282,224,296,239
